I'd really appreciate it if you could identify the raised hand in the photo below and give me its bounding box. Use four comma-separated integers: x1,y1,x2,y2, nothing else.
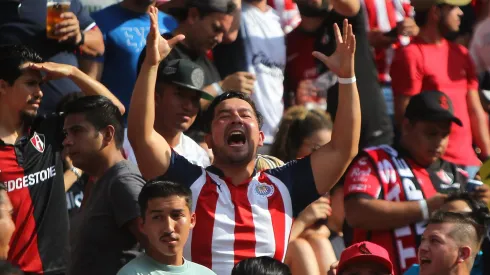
25,62,75,81
144,6,185,66
312,19,356,78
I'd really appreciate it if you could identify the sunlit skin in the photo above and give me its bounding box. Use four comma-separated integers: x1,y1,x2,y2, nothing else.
439,5,464,33
205,98,264,166
185,11,233,55
140,196,196,265
342,261,392,275
296,129,332,159
0,190,15,260
418,223,472,275
401,120,451,167
0,66,43,122
154,83,200,136
62,113,110,171
418,200,474,275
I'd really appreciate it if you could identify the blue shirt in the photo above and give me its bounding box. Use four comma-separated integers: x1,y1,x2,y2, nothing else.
92,4,177,114
404,251,483,275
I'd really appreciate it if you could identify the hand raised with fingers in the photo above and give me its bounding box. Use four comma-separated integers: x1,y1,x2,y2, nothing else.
313,19,356,78
25,62,75,81
145,6,185,66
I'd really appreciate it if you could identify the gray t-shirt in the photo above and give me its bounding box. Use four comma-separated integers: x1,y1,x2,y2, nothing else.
117,254,216,275
69,160,145,275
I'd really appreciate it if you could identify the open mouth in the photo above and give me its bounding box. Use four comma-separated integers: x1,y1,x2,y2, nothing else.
227,130,246,147
420,257,431,266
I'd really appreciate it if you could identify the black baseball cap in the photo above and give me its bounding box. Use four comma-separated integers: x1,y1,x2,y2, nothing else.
405,90,462,126
157,59,214,101
186,0,236,14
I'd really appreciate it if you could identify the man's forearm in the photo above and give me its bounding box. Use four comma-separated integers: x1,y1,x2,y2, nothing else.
345,198,424,230
69,67,125,114
80,29,105,57
128,63,159,142
330,0,360,17
469,90,490,158
330,82,361,163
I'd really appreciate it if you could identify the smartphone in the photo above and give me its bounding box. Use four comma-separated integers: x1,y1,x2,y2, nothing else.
466,179,484,193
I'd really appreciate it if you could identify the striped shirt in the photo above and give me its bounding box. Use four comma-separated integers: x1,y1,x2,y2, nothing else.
161,151,318,275
267,0,301,33
361,0,413,83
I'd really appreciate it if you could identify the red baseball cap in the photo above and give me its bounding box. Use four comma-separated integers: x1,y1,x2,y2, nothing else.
338,242,394,274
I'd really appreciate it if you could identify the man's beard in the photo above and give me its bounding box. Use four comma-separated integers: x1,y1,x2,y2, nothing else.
213,143,256,166
438,17,459,41
297,0,330,17
20,110,37,126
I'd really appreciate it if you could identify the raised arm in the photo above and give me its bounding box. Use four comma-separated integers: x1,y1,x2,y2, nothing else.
26,62,125,115
310,20,361,194
127,6,185,180
331,0,360,17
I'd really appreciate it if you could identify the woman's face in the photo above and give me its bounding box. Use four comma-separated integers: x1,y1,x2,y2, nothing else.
296,129,332,159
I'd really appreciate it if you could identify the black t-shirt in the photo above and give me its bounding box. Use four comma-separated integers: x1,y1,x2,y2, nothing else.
0,114,69,274
0,0,95,114
315,9,394,149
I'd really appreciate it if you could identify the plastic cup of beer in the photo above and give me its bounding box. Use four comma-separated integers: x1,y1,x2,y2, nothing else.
46,0,71,39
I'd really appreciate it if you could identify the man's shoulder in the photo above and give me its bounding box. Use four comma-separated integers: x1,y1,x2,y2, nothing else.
105,161,144,183
116,254,151,275
92,4,135,29
185,260,216,274
395,42,424,57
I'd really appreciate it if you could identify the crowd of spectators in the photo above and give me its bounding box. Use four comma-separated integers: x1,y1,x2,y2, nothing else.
1,0,490,275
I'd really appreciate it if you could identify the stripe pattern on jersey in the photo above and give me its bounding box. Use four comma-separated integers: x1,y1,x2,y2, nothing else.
184,169,293,275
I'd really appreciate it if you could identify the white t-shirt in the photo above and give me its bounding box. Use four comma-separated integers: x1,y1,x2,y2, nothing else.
470,17,490,74
123,129,211,168
241,3,286,144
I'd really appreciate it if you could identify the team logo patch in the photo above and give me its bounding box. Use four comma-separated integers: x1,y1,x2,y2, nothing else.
30,132,45,153
359,243,372,255
254,183,275,198
191,68,205,89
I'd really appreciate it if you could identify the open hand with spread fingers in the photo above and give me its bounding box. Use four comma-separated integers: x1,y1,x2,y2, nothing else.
312,19,356,79
144,6,185,67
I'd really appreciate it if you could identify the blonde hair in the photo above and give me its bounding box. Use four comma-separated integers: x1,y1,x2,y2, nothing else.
270,106,332,162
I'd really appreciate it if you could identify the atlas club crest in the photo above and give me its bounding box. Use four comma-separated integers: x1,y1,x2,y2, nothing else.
30,132,45,153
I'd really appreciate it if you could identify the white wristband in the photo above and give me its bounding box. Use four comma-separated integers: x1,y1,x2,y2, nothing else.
338,76,356,84
418,200,430,221
213,82,224,96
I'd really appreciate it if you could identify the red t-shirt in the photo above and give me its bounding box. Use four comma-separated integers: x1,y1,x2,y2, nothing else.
285,27,318,104
390,37,480,166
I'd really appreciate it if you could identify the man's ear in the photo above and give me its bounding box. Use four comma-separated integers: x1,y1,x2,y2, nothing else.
190,212,196,229
0,79,11,96
186,7,200,25
101,125,116,146
138,216,145,232
430,5,441,22
457,246,472,263
258,131,265,147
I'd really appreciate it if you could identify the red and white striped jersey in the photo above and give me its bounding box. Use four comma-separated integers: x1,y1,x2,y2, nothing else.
361,0,413,82
162,151,318,275
267,0,301,33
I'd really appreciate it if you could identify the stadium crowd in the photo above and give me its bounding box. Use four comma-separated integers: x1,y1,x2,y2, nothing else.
1,0,490,274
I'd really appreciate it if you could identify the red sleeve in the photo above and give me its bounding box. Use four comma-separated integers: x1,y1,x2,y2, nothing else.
343,156,381,198
390,45,424,96
464,48,479,91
